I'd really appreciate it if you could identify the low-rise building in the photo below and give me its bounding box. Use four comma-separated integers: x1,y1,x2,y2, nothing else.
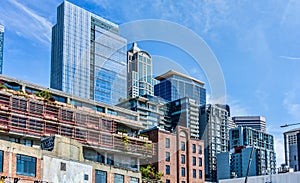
0,75,152,183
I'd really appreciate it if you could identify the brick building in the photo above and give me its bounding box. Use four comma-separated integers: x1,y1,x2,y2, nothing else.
142,126,205,183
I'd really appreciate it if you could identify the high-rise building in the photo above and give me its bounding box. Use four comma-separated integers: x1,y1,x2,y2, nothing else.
127,43,157,98
154,70,206,105
232,116,266,132
0,25,4,74
284,128,300,171
142,126,205,183
50,1,127,105
221,126,276,179
169,97,201,139
117,95,170,129
199,104,230,182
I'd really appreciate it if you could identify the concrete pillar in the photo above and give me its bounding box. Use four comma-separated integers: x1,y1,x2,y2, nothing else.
137,158,140,171
104,152,107,164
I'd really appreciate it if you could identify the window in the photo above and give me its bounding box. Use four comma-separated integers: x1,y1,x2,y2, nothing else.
0,151,3,172
181,167,185,177
166,165,170,175
199,157,202,167
192,157,196,166
166,180,170,183
107,154,114,165
181,155,185,164
60,162,66,171
192,144,196,153
166,152,170,162
130,177,139,183
16,154,36,177
84,174,89,181
95,170,106,183
199,170,203,179
166,138,170,148
181,142,185,151
193,169,196,178
198,145,202,154
114,174,124,183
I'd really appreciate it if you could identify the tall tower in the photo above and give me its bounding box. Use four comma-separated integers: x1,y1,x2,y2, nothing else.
154,70,206,105
127,43,156,98
0,25,4,74
284,128,300,171
50,1,127,105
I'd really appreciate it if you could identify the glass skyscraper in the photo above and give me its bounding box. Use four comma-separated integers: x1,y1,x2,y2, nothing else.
0,25,4,74
154,70,206,105
127,42,157,98
51,1,127,105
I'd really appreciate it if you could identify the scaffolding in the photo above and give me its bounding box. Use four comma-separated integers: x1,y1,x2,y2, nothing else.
0,90,152,156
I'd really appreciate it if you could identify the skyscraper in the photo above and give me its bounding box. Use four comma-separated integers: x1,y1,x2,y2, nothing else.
0,25,4,74
51,1,127,105
154,70,206,105
127,43,157,98
232,116,266,132
199,104,230,182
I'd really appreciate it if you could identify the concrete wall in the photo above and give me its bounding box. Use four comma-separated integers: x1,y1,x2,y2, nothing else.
42,155,93,183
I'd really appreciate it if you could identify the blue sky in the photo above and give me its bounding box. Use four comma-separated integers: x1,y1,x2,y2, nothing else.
1,0,300,165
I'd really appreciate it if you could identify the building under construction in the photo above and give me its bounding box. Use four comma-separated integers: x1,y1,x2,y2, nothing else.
0,75,152,183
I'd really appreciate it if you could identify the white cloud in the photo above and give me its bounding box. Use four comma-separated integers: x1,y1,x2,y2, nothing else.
0,0,52,45
283,90,300,120
207,94,250,116
280,56,300,60
274,134,285,166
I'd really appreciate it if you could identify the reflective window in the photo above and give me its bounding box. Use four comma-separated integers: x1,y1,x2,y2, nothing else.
16,154,36,177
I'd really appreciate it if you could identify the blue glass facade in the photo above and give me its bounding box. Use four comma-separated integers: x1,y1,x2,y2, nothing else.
51,1,127,105
154,71,206,105
0,25,4,74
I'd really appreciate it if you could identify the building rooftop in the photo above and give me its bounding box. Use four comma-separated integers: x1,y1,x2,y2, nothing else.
155,70,205,85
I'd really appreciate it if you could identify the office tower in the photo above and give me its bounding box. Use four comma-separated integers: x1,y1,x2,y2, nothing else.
117,95,170,129
169,97,201,139
284,128,300,171
142,126,205,183
51,1,127,105
218,126,276,179
0,25,4,74
228,117,237,130
199,104,230,182
154,70,206,105
127,43,157,98
232,116,266,132
0,75,151,182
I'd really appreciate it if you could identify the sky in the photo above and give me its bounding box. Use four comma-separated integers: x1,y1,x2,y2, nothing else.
1,0,300,166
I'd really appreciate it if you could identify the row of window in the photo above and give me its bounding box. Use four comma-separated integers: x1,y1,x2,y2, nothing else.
165,165,202,179
165,138,202,154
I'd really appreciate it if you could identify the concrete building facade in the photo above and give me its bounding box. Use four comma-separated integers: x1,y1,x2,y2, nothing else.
117,95,170,130
50,1,127,105
232,116,266,133
199,104,230,182
142,126,205,183
284,128,300,171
